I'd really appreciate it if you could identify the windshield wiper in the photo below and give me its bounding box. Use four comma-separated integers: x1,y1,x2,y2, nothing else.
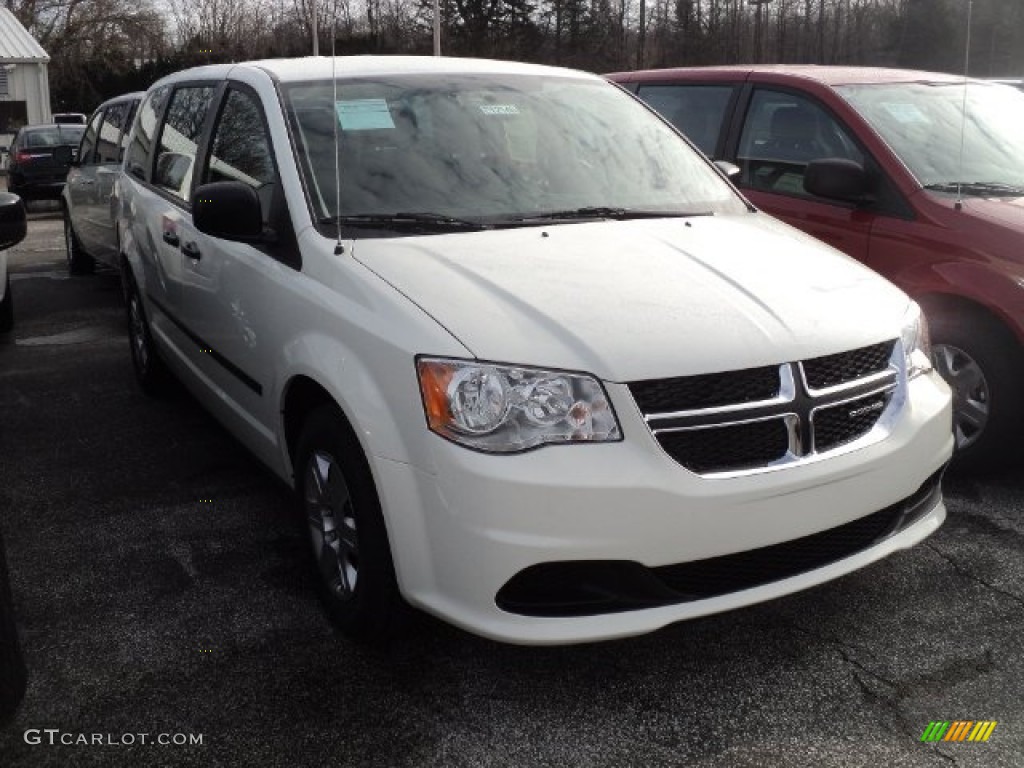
501,207,713,224
924,181,1024,196
321,212,491,232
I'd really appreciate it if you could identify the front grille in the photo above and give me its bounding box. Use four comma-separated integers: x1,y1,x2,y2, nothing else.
629,365,779,413
802,341,894,390
628,339,899,475
657,420,789,474
813,391,893,453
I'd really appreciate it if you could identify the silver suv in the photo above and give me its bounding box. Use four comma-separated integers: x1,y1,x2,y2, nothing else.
61,92,142,274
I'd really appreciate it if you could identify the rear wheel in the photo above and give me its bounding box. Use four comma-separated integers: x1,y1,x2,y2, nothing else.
929,309,1024,470
295,405,405,642
64,210,94,275
124,272,171,394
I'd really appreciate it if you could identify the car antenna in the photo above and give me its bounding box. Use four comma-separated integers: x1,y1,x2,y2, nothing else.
331,2,345,256
955,0,974,212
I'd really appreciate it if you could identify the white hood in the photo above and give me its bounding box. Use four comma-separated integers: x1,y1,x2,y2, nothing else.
352,214,909,382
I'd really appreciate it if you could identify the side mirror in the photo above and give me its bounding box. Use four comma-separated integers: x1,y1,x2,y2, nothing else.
53,145,73,166
193,181,263,243
0,193,27,250
804,158,873,203
714,160,741,179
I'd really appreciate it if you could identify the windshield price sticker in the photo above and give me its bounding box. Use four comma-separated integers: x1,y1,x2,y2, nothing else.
881,102,930,124
480,104,520,116
336,99,396,131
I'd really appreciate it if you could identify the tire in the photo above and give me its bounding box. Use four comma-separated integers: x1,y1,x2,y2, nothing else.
64,209,94,275
929,308,1024,470
0,274,12,333
124,272,172,395
0,530,27,726
295,405,405,642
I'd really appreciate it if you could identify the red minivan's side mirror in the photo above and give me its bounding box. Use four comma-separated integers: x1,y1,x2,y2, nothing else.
804,158,873,203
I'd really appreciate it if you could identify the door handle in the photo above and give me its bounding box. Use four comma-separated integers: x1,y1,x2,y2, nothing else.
162,230,180,247
182,241,201,260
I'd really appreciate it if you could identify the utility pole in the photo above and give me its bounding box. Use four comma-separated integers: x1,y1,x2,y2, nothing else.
434,0,441,55
312,0,319,55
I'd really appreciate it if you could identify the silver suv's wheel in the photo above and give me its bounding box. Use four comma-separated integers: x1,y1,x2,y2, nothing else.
124,273,171,394
64,210,94,275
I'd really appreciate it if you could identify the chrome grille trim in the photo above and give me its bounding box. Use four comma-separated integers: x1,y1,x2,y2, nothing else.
631,341,903,478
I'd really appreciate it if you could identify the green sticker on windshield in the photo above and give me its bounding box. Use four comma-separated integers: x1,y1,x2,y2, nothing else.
881,102,929,124
480,104,520,116
336,99,395,131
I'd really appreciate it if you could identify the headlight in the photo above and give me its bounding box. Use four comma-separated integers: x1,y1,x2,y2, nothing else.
901,302,933,380
417,357,622,452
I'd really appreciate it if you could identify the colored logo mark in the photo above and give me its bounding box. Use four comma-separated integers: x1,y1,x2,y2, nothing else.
921,721,997,742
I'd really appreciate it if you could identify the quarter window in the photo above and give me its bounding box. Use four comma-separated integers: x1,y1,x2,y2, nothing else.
204,89,276,188
636,84,733,156
153,86,215,202
738,90,863,197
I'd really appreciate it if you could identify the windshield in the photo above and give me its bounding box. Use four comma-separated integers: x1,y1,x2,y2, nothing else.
283,73,746,232
836,81,1024,192
24,125,86,148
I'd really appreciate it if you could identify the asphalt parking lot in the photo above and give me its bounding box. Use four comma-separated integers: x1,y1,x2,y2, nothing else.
1,209,1022,767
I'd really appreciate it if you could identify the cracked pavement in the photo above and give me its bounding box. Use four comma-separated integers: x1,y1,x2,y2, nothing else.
0,213,1021,767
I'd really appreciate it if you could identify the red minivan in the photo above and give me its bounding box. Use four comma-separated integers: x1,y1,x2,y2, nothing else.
609,66,1024,468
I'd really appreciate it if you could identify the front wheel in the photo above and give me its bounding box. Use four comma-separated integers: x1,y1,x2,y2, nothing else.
64,211,94,275
295,405,405,642
124,273,171,394
929,309,1024,470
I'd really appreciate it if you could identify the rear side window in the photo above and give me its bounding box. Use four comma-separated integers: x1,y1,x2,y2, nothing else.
79,111,104,165
635,84,733,156
127,86,169,181
153,86,216,202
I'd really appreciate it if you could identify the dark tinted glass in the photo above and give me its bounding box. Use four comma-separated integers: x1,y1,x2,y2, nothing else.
127,86,169,181
79,111,103,165
154,86,215,201
96,101,133,164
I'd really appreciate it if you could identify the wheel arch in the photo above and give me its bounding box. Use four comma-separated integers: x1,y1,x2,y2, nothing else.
916,292,1023,353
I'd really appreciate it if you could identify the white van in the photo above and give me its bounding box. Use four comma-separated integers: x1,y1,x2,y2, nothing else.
117,57,952,645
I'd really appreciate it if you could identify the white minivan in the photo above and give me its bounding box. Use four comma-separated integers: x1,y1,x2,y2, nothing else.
117,57,953,645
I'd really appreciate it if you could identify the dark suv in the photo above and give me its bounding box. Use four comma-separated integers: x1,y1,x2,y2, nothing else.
6,123,85,201
610,66,1024,468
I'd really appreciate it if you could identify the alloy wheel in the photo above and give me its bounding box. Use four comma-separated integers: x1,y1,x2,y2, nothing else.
932,343,990,451
305,450,359,601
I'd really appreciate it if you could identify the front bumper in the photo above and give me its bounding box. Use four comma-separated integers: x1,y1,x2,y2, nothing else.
374,370,952,645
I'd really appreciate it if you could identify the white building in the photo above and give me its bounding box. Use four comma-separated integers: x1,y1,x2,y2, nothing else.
0,7,51,153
